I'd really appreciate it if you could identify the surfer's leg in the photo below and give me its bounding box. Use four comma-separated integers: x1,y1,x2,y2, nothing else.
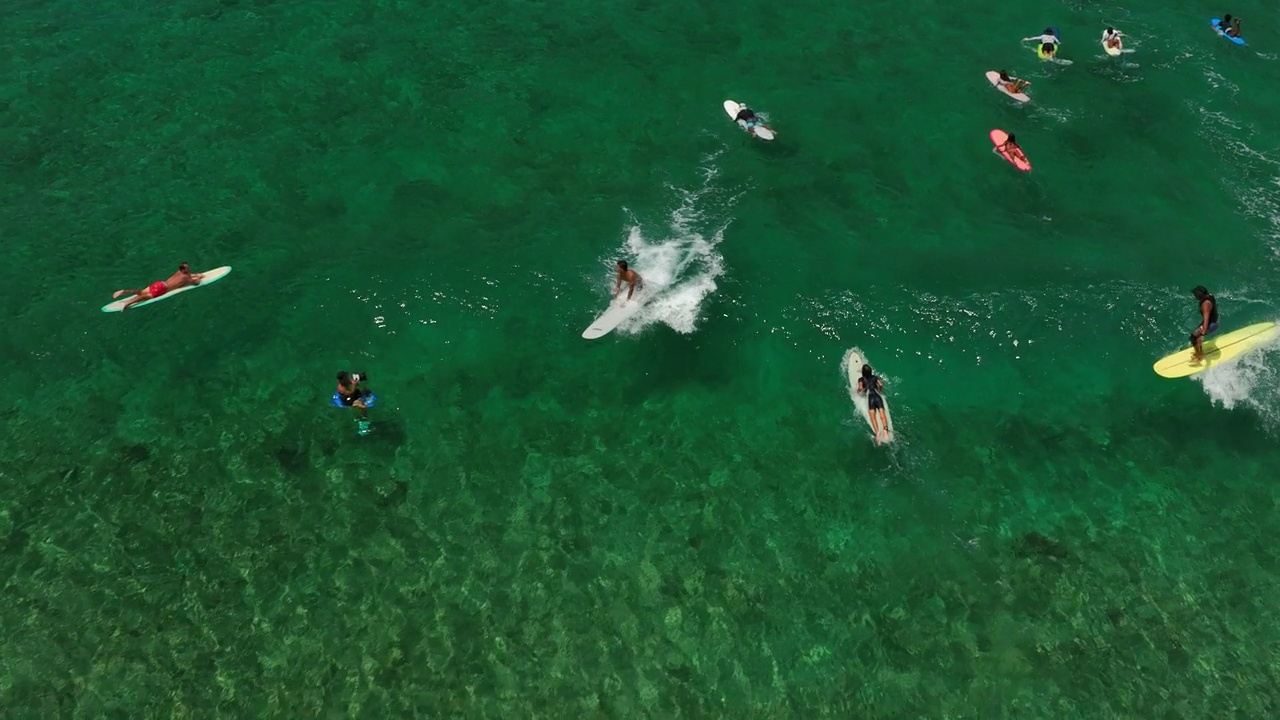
118,285,160,311
112,288,141,299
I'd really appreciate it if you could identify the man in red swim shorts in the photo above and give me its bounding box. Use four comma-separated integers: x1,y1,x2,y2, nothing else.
112,262,204,311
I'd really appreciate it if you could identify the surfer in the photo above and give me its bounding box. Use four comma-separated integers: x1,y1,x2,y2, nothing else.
111,262,203,312
734,105,776,138
1217,15,1241,37
614,260,643,301
335,371,371,419
1102,27,1124,49
857,364,890,443
1023,28,1060,58
997,70,1030,94
1190,286,1220,361
994,133,1029,165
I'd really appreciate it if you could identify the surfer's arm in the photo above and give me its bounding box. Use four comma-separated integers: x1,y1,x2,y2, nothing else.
1199,303,1211,333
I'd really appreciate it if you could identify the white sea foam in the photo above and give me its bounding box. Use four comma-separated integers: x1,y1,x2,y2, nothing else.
607,150,744,336
1195,335,1280,425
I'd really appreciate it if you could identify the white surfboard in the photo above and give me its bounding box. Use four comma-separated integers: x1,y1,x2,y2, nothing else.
844,348,894,445
582,285,654,340
723,100,775,141
984,71,1031,103
101,266,232,312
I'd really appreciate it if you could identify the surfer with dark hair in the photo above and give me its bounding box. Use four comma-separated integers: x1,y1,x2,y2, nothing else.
1190,286,1219,361
614,260,643,301
733,104,776,138
857,364,890,444
111,262,203,312
997,70,1030,94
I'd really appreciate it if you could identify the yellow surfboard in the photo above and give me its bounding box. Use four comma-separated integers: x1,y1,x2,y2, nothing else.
1152,321,1279,378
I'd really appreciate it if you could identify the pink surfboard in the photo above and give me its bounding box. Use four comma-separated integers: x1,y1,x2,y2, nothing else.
990,129,1032,172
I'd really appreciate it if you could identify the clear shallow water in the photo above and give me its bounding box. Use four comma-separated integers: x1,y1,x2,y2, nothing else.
3,0,1280,716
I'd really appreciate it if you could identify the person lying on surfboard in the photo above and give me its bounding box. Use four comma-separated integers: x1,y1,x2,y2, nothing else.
734,105,776,138
1102,27,1124,49
856,364,890,443
111,262,203,312
997,70,1030,94
1216,15,1241,37
994,133,1029,165
1190,285,1220,362
614,260,644,301
1023,28,1059,53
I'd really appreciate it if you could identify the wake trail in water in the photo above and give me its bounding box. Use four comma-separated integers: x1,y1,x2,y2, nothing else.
611,149,745,336
1195,333,1280,427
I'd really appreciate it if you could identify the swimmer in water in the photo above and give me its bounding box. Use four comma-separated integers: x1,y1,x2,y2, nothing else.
111,262,203,311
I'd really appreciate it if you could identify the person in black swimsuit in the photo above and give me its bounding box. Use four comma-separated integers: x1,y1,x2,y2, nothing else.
857,364,890,443
1190,285,1220,361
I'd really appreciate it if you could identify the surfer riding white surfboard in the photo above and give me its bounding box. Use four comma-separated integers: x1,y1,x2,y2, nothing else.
844,348,894,445
581,259,653,340
723,100,776,141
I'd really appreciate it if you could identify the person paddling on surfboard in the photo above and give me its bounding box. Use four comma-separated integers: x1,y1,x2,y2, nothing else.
733,105,776,139
1190,286,1220,362
994,133,1029,165
1023,27,1059,58
614,260,643,301
1102,27,1124,49
997,70,1030,94
111,262,203,312
856,364,890,444
1216,15,1241,37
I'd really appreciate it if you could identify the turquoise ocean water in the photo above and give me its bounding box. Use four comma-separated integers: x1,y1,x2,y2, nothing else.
4,0,1280,715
